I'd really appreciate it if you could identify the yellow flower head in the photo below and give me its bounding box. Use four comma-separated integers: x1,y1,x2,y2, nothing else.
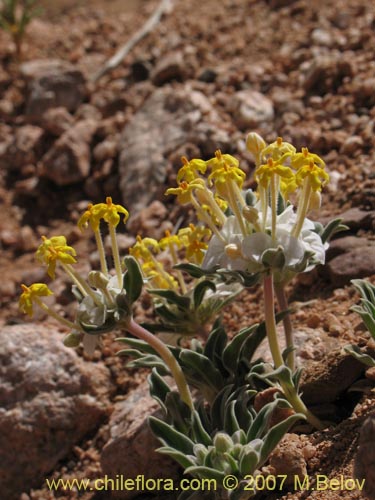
165,178,206,204
178,224,211,264
129,235,159,261
207,150,246,196
159,230,182,251
141,261,177,290
36,236,77,278
255,158,294,189
19,283,53,316
261,137,296,161
280,175,298,200
295,161,329,192
78,197,129,231
292,147,325,170
177,156,207,183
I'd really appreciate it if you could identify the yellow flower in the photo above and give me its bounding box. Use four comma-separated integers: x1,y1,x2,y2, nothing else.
280,175,298,199
207,150,246,196
159,230,182,251
19,283,53,316
295,161,329,192
165,178,206,204
177,156,207,183
77,203,105,232
142,261,177,289
36,236,77,278
129,235,159,261
78,197,129,231
255,158,294,189
292,147,325,170
261,137,296,161
178,224,211,264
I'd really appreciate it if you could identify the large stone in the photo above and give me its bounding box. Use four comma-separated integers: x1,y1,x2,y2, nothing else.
101,382,181,499
151,51,186,86
20,59,86,121
0,124,44,170
118,85,230,212
40,119,97,185
0,323,110,499
326,244,375,287
228,90,274,129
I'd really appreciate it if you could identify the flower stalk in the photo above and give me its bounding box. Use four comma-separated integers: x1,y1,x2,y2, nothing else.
125,318,194,409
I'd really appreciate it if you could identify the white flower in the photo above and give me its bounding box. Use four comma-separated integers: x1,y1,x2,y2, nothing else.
202,216,248,271
202,205,327,280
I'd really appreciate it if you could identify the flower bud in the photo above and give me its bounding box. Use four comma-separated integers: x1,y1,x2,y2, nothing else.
225,243,242,259
214,432,234,453
246,132,266,161
88,271,110,290
63,332,82,348
242,206,259,224
308,190,321,211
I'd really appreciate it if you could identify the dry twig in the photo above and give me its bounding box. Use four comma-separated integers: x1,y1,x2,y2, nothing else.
92,0,174,82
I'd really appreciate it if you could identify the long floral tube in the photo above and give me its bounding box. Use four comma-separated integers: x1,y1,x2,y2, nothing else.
125,318,194,409
263,274,323,430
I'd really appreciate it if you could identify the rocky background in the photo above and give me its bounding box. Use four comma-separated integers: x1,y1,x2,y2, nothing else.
0,0,374,499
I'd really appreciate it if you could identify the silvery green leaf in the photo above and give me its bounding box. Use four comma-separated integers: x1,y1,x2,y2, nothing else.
149,416,195,455
191,411,212,447
184,465,226,481
204,320,227,370
193,280,216,309
156,447,195,469
150,289,191,310
123,255,143,304
261,247,286,269
344,345,375,367
165,392,191,434
239,447,260,476
222,326,258,375
180,350,224,393
224,401,240,434
148,368,171,411
116,336,158,355
319,218,347,243
174,263,216,279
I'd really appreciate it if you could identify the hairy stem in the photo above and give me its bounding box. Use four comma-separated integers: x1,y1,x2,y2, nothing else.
275,283,295,371
126,319,194,409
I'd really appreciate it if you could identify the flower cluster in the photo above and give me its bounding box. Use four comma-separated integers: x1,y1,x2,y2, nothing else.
19,197,132,355
166,135,330,285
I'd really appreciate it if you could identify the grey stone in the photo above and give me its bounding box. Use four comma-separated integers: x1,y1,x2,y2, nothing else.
20,59,86,121
327,245,375,287
101,382,180,499
118,85,230,212
0,323,110,499
0,125,44,170
40,119,97,185
229,90,274,129
151,51,186,86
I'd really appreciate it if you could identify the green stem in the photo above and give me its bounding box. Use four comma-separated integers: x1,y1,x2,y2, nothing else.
275,283,295,371
62,263,101,305
263,274,324,430
94,228,108,275
109,224,123,289
126,319,194,409
292,178,312,238
263,273,284,368
270,174,278,243
34,297,81,331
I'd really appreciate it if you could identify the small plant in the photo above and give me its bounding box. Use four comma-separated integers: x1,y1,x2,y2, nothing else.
345,279,375,367
19,133,344,498
0,0,40,59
